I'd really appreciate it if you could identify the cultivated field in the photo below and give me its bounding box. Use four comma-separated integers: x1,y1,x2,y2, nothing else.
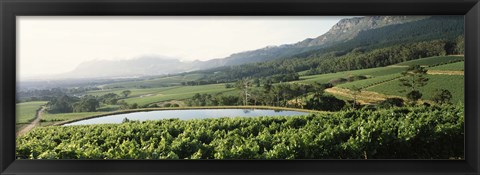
16,101,47,124
396,55,464,67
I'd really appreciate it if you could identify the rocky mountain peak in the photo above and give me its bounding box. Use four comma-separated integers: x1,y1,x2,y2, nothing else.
296,16,429,47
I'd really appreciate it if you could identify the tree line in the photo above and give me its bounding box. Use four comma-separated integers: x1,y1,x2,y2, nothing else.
46,90,135,113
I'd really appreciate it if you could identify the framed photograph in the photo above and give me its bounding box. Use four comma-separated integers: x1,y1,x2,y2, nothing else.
1,0,479,174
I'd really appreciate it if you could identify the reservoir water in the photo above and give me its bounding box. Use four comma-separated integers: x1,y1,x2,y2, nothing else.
64,108,310,126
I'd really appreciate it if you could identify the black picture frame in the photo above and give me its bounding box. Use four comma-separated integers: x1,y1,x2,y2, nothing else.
1,0,479,174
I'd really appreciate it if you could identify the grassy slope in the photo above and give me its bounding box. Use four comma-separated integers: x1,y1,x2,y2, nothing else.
16,101,47,124
296,66,406,84
366,74,464,103
428,61,464,71
336,73,402,89
396,55,464,66
314,56,464,103
87,86,176,97
123,84,238,106
40,111,109,126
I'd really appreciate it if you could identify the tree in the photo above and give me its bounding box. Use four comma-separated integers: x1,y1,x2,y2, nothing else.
304,94,345,111
406,91,423,102
378,98,404,108
46,95,79,113
432,89,453,104
72,96,100,112
130,103,138,109
399,65,429,103
118,100,129,110
349,85,362,109
236,79,252,106
455,35,464,54
100,93,120,105
122,90,132,98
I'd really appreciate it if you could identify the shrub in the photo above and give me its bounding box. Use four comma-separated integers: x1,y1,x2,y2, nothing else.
432,89,453,104
378,98,404,108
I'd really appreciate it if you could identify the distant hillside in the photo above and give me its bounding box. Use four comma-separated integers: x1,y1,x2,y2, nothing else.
192,16,464,83
198,16,429,69
52,16,463,80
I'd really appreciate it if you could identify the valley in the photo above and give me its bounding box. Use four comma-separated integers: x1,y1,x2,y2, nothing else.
15,16,465,159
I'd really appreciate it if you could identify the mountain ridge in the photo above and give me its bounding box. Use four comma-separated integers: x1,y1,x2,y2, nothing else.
49,16,434,80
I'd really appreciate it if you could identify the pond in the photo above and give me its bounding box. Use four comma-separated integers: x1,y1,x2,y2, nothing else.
63,108,310,126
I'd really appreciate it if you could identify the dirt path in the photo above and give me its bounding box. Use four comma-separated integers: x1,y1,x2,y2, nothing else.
427,70,464,75
325,87,403,104
17,106,45,136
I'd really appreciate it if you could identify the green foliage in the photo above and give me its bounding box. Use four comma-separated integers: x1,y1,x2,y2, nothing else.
377,98,404,109
432,89,453,104
305,94,346,111
454,35,464,54
406,91,423,102
46,95,79,114
99,93,120,105
399,65,429,92
117,101,139,110
73,96,100,113
16,105,464,159
122,90,132,98
399,65,429,102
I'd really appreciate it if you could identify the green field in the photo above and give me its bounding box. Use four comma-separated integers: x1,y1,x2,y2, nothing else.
16,101,47,124
101,74,205,89
296,66,406,84
428,61,464,71
336,73,402,89
97,104,121,112
41,111,109,126
396,55,464,67
366,74,464,103
123,84,238,106
87,86,176,97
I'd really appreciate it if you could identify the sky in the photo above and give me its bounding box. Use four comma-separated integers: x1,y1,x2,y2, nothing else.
17,16,347,79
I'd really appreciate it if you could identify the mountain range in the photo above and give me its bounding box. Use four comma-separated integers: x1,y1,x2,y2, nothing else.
50,16,459,79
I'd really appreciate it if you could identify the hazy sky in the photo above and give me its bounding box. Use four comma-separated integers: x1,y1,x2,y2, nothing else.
18,16,347,78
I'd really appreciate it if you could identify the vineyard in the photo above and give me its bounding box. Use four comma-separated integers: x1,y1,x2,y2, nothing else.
367,74,464,103
16,105,464,159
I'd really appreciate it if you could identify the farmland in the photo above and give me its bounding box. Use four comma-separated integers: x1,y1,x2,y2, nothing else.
28,55,466,129
122,84,238,106
296,66,406,84
15,15,466,160
16,101,47,124
366,74,464,103
100,74,205,89
428,61,464,71
17,105,464,159
16,101,47,131
395,55,464,66
40,111,110,126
